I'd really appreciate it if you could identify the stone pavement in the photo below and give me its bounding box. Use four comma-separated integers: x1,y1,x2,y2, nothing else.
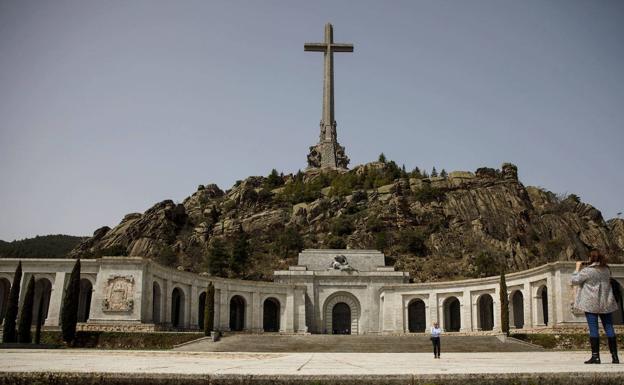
2,349,624,376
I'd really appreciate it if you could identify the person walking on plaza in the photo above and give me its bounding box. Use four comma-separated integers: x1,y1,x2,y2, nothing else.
430,321,442,358
571,250,619,364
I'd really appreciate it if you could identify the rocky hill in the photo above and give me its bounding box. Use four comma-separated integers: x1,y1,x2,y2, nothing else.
69,161,624,282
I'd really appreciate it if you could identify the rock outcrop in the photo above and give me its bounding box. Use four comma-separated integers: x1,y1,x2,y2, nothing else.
70,162,624,282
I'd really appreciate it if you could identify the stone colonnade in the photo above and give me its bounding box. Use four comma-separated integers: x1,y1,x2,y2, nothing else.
1,258,623,333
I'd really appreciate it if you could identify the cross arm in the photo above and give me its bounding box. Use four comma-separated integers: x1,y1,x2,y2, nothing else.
304,43,327,52
304,43,354,52
331,44,354,52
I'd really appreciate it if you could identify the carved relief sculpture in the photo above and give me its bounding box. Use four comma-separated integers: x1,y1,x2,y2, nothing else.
102,275,135,312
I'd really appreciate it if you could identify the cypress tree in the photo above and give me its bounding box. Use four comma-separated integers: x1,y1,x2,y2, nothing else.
61,259,81,344
17,276,35,343
500,269,510,336
204,282,215,336
2,261,22,343
34,294,45,345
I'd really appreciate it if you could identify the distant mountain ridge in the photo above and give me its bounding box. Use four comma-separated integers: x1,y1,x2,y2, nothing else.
0,234,87,259
68,160,624,282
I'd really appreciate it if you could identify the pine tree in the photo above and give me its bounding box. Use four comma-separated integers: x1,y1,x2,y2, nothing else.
440,169,448,178
2,261,22,343
207,239,228,277
266,168,282,188
230,230,250,275
411,167,422,179
378,153,387,163
204,282,215,335
61,259,81,344
431,167,438,177
500,269,510,336
17,276,35,343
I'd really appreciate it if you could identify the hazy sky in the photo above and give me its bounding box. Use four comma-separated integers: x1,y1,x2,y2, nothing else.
1,0,623,241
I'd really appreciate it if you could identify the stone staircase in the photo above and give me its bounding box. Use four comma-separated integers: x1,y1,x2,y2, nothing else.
174,333,543,352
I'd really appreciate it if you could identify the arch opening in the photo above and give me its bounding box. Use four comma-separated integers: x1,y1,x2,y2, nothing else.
32,278,52,325
77,279,93,323
263,297,280,332
443,296,461,332
332,302,351,334
323,292,360,335
511,291,524,329
477,294,494,331
198,292,206,330
407,299,426,333
229,295,246,332
171,287,185,328
537,285,548,326
152,282,161,323
0,278,10,321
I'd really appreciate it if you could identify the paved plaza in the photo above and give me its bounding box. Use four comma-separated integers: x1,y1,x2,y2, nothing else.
2,349,624,375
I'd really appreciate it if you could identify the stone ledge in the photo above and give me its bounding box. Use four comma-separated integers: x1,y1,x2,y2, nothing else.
2,372,624,385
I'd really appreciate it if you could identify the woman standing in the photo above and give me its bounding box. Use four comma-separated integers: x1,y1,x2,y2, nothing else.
430,321,442,358
571,250,619,364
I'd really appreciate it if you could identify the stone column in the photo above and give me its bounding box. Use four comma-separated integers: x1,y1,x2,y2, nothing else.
285,287,295,333
428,292,438,325
252,291,261,332
44,272,68,327
546,275,555,326
493,286,502,332
164,279,172,324
523,281,532,329
295,287,307,333
219,286,230,331
213,288,221,331
190,284,199,329
382,290,396,333
461,289,472,332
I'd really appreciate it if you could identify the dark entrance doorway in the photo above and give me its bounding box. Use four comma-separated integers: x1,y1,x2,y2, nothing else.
229,295,245,331
171,288,184,328
408,299,426,332
512,291,524,329
444,297,461,332
263,298,280,332
198,292,206,330
332,302,351,334
478,294,494,331
540,286,548,325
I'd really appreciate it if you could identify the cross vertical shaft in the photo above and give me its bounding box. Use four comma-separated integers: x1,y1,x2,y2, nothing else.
304,23,353,169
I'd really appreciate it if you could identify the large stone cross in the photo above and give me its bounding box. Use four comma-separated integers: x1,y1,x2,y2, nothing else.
305,23,352,169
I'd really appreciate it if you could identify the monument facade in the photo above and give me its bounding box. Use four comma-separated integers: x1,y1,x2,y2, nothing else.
2,251,623,334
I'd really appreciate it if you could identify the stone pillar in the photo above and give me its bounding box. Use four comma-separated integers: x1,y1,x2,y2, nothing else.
493,286,502,332
252,291,261,332
190,284,199,329
164,279,172,324
471,293,479,331
143,271,154,323
285,287,295,333
295,287,307,333
213,288,221,331
546,275,555,326
44,272,67,327
461,289,472,332
429,292,438,325
523,281,532,329
382,290,396,333
219,286,230,331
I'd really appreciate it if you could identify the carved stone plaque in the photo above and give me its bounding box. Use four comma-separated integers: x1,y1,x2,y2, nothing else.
102,275,135,312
